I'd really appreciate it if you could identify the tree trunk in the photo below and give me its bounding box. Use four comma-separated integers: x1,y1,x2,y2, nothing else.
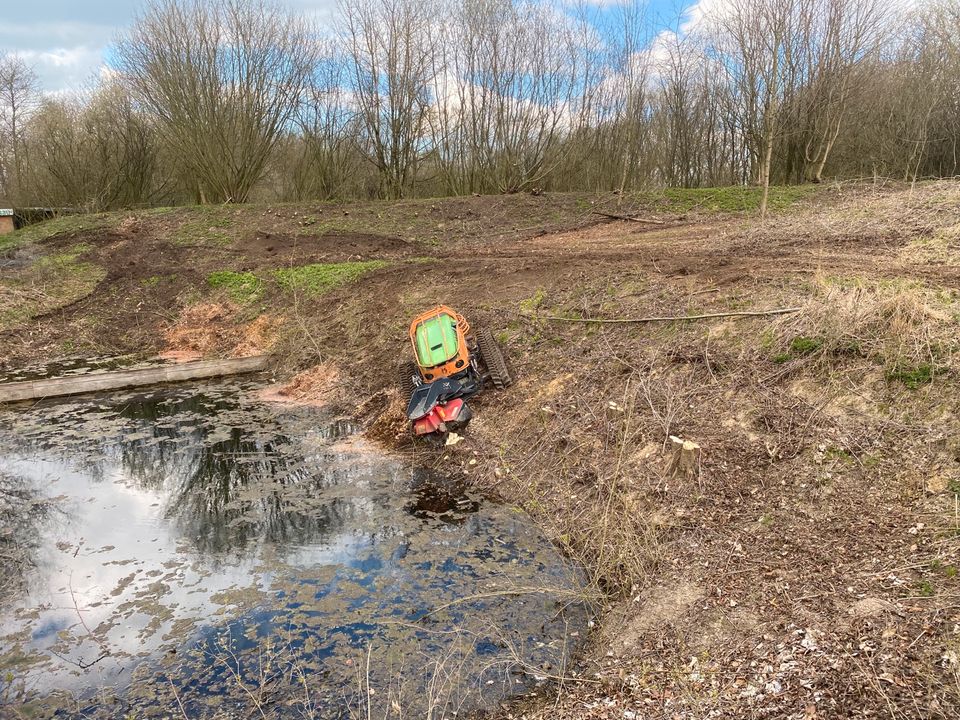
760,129,774,218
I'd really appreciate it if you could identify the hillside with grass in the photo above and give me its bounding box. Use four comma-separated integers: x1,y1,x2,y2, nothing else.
2,181,960,718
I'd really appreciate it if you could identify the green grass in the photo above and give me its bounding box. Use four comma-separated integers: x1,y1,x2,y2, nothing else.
0,243,105,332
273,260,388,295
772,335,825,364
207,270,263,304
790,335,824,356
886,363,935,389
520,288,547,313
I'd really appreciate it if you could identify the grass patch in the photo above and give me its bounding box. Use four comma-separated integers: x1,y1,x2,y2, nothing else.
660,185,818,213
771,335,825,363
900,222,960,265
520,288,547,313
886,363,935,389
790,335,824,356
0,215,113,252
273,260,387,295
770,277,958,376
171,213,234,246
0,244,105,332
207,271,263,304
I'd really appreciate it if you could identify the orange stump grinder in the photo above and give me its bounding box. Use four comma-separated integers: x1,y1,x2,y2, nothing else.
399,306,513,436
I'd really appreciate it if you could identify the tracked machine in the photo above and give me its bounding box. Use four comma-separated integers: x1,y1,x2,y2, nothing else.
399,306,513,437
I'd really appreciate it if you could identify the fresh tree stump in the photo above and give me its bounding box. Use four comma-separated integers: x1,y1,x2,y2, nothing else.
665,436,701,484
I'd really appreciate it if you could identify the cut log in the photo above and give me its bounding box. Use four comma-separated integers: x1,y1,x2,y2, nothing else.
665,435,701,483
0,356,270,404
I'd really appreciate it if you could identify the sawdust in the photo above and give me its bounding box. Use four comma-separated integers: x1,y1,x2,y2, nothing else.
163,303,280,358
163,303,239,356
362,390,409,446
156,350,203,363
231,314,282,357
259,362,340,406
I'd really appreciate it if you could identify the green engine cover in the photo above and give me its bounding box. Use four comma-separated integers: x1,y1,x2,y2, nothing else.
414,313,460,367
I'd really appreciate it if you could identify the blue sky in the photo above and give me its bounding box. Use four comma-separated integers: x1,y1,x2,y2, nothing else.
2,0,697,94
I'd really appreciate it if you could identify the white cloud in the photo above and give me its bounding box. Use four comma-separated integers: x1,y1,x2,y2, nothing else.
15,47,106,96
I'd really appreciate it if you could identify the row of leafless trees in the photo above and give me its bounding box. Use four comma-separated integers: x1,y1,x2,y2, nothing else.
1,0,958,211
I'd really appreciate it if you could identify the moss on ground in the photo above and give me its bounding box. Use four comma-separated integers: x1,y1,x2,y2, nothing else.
789,335,824,356
273,261,387,295
886,363,935,389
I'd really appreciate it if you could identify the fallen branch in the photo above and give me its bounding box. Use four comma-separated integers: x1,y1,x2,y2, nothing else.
592,210,665,225
533,307,802,325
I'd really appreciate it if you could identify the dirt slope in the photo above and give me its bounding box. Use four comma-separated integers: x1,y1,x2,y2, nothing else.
1,182,959,718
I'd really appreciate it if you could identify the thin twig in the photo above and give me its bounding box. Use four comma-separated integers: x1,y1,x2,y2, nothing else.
592,210,666,224
533,307,803,325
168,678,189,720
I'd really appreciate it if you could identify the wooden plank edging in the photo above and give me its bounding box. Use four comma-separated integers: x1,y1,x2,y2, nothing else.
0,356,271,404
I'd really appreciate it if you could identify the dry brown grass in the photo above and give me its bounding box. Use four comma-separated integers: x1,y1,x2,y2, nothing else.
768,276,958,382
757,180,960,246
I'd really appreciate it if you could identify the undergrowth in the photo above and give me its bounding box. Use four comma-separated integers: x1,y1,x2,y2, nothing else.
172,213,234,245
0,244,105,332
623,185,819,215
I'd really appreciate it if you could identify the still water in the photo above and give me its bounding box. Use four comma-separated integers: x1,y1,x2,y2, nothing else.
0,380,587,718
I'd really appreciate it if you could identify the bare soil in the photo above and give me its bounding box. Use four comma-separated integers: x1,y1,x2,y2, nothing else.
1,182,959,718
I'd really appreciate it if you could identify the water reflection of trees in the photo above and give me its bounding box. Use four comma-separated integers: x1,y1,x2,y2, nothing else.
0,385,482,561
4,388,400,557
0,471,62,604
109,391,396,556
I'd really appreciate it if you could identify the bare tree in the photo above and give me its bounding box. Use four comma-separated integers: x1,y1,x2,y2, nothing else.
703,0,804,216
340,0,435,199
7,0,959,207
17,82,160,211
0,52,40,200
294,43,364,200
115,0,317,203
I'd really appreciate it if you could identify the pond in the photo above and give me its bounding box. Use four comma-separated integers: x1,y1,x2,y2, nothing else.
0,379,589,718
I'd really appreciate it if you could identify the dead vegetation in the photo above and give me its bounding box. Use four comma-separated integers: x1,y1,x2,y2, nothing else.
259,362,342,406
768,277,957,381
